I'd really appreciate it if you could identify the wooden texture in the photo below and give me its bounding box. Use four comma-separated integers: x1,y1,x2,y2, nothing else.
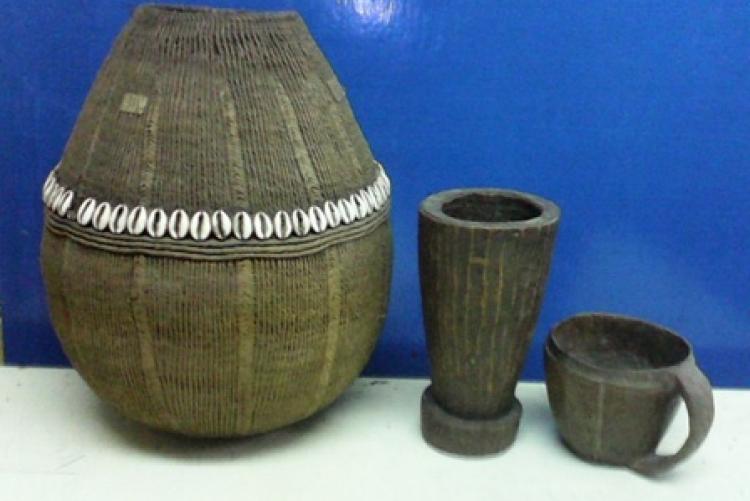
545,313,714,475
40,5,392,437
420,386,521,455
419,189,559,453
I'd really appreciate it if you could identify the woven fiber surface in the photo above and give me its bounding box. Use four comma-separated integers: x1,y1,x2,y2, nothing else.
55,5,378,214
40,5,392,436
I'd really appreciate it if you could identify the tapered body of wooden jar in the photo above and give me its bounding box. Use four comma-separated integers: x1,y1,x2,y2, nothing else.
419,188,559,454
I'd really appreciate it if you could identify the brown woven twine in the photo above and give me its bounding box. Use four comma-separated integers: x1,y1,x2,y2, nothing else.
41,4,392,436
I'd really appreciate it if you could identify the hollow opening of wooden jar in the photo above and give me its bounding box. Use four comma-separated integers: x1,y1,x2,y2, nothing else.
442,193,542,223
420,188,559,231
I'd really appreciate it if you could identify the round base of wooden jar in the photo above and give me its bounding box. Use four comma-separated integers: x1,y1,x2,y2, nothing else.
420,386,522,456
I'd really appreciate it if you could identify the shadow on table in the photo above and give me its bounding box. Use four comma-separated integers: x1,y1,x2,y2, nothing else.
517,393,557,440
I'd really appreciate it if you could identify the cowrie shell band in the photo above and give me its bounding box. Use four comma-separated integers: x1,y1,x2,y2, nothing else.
42,162,391,242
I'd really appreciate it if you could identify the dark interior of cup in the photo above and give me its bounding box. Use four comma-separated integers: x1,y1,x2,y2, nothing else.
551,315,690,371
442,193,542,223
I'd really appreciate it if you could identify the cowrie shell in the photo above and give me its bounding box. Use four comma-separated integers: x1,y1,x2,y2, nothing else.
253,212,273,240
77,198,97,226
273,210,292,240
233,211,253,240
381,183,390,204
368,185,381,211
291,208,310,237
382,173,391,194
43,184,54,208
92,202,112,231
212,210,232,240
375,177,387,198
127,206,147,235
338,198,356,225
47,183,62,208
324,200,341,228
147,208,167,238
109,204,129,234
350,194,365,220
374,184,386,208
42,172,56,200
190,211,211,241
359,190,375,216
42,181,56,206
308,205,328,234
57,190,74,217
42,171,55,193
168,209,190,240
50,186,65,211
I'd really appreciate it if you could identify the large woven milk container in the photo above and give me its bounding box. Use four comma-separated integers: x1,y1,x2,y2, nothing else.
40,5,392,437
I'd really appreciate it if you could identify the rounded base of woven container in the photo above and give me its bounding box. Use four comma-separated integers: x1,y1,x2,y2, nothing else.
42,220,392,438
102,361,364,439
420,386,522,455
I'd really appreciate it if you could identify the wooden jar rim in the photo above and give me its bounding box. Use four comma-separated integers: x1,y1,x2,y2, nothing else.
419,188,559,232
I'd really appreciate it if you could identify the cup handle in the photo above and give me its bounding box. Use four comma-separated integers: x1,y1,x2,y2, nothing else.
629,362,714,475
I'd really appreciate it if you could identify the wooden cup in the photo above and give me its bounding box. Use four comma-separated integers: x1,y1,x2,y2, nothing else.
545,313,714,475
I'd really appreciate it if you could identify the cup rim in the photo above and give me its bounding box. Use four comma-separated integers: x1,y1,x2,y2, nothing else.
546,312,694,376
419,188,560,231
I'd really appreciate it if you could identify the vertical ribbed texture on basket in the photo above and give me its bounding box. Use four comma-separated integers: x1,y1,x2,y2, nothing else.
40,5,392,437
56,5,377,213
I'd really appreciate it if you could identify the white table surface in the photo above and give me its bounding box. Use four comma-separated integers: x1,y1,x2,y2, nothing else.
0,367,745,500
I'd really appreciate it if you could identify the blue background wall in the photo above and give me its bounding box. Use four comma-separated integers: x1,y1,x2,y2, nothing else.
1,1,748,386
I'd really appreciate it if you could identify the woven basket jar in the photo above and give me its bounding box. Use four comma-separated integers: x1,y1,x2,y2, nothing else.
40,5,392,437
